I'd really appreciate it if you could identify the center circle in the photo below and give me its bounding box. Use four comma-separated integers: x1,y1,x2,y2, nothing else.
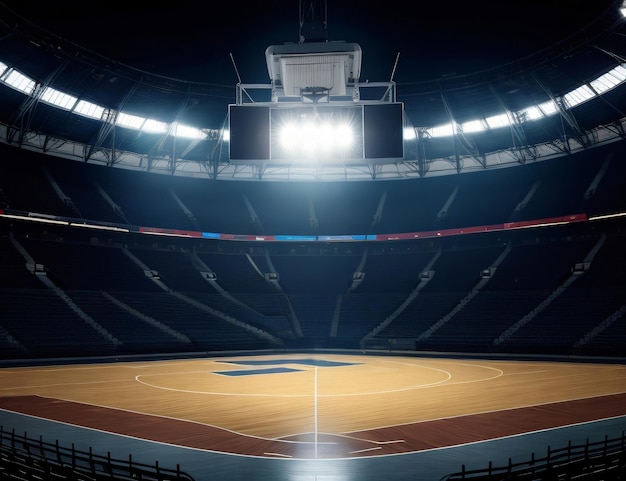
134,356,453,396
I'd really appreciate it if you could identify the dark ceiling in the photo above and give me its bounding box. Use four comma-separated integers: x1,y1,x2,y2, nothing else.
4,0,620,85
0,0,625,177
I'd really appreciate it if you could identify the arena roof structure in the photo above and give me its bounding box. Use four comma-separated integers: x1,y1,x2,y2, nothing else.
0,0,625,180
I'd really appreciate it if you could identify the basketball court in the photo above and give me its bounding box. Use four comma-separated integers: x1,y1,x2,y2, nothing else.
1,353,625,480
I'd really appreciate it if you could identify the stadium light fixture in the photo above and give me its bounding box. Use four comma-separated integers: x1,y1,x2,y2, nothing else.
271,106,361,162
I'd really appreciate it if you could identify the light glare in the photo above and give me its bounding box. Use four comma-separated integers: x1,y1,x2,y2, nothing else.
278,121,354,157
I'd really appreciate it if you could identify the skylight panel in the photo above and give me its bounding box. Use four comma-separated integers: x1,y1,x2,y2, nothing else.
0,61,7,75
563,84,595,108
3,69,36,94
485,113,510,128
40,87,77,110
116,112,146,129
609,63,626,80
173,123,205,139
590,64,626,94
74,100,105,120
427,123,454,138
142,118,168,134
520,105,545,121
537,100,558,117
461,119,485,133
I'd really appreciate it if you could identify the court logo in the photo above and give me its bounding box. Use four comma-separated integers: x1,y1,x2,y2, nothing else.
213,358,361,376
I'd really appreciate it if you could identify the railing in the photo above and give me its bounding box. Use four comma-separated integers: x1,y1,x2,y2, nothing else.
442,431,626,480
0,426,195,481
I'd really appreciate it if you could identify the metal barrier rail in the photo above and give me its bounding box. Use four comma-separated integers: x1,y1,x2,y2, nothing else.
442,431,626,480
0,425,195,481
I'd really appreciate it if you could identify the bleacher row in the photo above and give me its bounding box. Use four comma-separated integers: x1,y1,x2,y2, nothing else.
1,139,626,238
0,140,625,361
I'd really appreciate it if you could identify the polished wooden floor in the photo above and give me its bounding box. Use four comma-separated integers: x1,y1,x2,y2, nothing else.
1,352,625,463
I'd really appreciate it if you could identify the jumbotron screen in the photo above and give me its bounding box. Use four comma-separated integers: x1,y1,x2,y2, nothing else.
228,102,404,164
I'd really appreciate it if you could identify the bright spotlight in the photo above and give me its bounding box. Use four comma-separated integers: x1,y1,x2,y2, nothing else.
334,123,353,148
403,127,416,141
277,120,356,159
279,123,299,150
271,107,362,162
